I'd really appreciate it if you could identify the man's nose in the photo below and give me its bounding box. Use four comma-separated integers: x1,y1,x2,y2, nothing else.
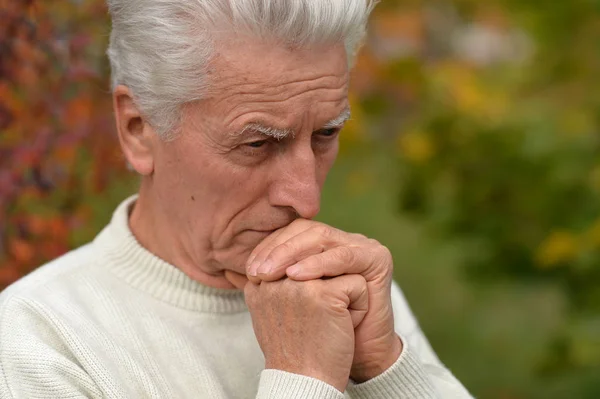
269,147,321,219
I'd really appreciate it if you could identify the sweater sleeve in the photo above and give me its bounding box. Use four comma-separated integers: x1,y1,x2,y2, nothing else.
0,294,103,399
256,369,345,399
346,281,473,398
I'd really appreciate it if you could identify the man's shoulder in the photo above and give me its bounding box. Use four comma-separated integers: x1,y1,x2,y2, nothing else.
0,242,100,310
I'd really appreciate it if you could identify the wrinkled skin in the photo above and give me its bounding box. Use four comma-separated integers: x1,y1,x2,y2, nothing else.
242,219,402,384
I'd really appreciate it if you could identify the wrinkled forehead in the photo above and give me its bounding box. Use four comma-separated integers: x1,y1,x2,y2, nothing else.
207,34,349,90
198,36,350,130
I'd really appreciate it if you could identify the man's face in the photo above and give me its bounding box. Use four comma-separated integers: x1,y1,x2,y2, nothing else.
150,37,350,274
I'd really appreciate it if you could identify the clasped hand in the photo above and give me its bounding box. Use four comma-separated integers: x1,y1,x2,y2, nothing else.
242,219,402,392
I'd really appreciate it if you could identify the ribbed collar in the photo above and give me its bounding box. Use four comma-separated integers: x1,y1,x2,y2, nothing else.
93,195,247,313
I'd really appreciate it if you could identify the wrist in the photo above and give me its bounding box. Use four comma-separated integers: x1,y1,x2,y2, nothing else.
350,335,403,383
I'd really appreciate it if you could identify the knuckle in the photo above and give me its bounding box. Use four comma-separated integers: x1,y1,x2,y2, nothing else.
367,238,392,258
337,245,355,263
380,245,393,262
279,240,297,255
352,233,368,241
353,277,369,299
315,224,335,240
356,273,368,285
301,256,323,276
266,242,293,262
367,238,381,247
376,246,393,272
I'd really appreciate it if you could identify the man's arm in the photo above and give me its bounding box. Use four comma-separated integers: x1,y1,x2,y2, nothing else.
0,295,104,399
246,219,473,398
249,281,472,399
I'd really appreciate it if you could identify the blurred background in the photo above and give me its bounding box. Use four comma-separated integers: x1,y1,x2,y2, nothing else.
1,0,599,397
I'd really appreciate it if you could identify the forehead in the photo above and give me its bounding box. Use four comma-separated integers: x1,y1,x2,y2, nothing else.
205,36,350,129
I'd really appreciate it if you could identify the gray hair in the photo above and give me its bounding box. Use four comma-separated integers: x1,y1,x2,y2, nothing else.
106,0,377,140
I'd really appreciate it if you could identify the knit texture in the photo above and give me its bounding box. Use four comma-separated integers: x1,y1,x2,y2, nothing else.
0,196,471,398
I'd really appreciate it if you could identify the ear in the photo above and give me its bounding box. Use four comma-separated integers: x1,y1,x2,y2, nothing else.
113,85,155,176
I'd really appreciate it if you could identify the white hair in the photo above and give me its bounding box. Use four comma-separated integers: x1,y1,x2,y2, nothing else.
106,0,377,140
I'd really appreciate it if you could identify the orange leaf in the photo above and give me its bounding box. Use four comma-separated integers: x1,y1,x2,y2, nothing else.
47,217,68,241
0,262,22,288
40,241,68,260
65,96,93,129
8,238,36,264
53,145,77,164
27,214,47,236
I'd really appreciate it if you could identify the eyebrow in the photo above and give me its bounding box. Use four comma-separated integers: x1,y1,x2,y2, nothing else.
232,106,352,140
237,123,293,140
322,107,351,129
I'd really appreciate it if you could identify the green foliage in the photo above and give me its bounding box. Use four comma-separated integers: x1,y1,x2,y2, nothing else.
370,0,600,386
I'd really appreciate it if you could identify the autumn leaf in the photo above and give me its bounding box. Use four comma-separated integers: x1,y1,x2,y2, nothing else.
8,238,35,264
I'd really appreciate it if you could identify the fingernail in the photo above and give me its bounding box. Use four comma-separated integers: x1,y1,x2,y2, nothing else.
256,260,274,276
287,264,301,277
247,261,260,277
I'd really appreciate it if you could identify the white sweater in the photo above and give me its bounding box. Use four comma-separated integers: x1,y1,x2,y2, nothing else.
0,196,471,398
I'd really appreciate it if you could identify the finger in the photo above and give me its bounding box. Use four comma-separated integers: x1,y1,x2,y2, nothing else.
324,274,369,328
224,270,249,290
247,219,314,267
254,224,349,282
285,245,388,282
246,227,287,267
246,228,294,284
246,219,314,276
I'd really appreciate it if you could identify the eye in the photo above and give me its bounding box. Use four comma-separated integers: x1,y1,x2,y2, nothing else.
315,128,340,138
238,139,273,158
246,140,268,148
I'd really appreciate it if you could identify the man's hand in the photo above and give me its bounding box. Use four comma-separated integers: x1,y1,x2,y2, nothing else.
245,219,403,383
244,275,369,392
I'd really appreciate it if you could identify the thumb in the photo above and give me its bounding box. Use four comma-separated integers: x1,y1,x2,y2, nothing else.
325,274,369,328
224,270,249,290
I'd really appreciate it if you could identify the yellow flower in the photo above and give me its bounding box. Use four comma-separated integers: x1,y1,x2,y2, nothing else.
535,230,579,268
397,131,435,164
430,61,508,122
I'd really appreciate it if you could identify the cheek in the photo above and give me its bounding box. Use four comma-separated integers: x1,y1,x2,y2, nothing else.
187,154,272,219
316,140,339,184
153,141,230,215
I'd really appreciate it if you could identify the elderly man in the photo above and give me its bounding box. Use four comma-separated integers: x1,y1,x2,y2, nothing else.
0,1,471,398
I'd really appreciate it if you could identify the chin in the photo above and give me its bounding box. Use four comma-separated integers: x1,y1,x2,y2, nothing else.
218,246,254,275
227,258,249,276
233,230,271,249
218,230,269,273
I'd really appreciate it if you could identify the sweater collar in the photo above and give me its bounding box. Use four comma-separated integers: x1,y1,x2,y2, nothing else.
94,195,247,313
